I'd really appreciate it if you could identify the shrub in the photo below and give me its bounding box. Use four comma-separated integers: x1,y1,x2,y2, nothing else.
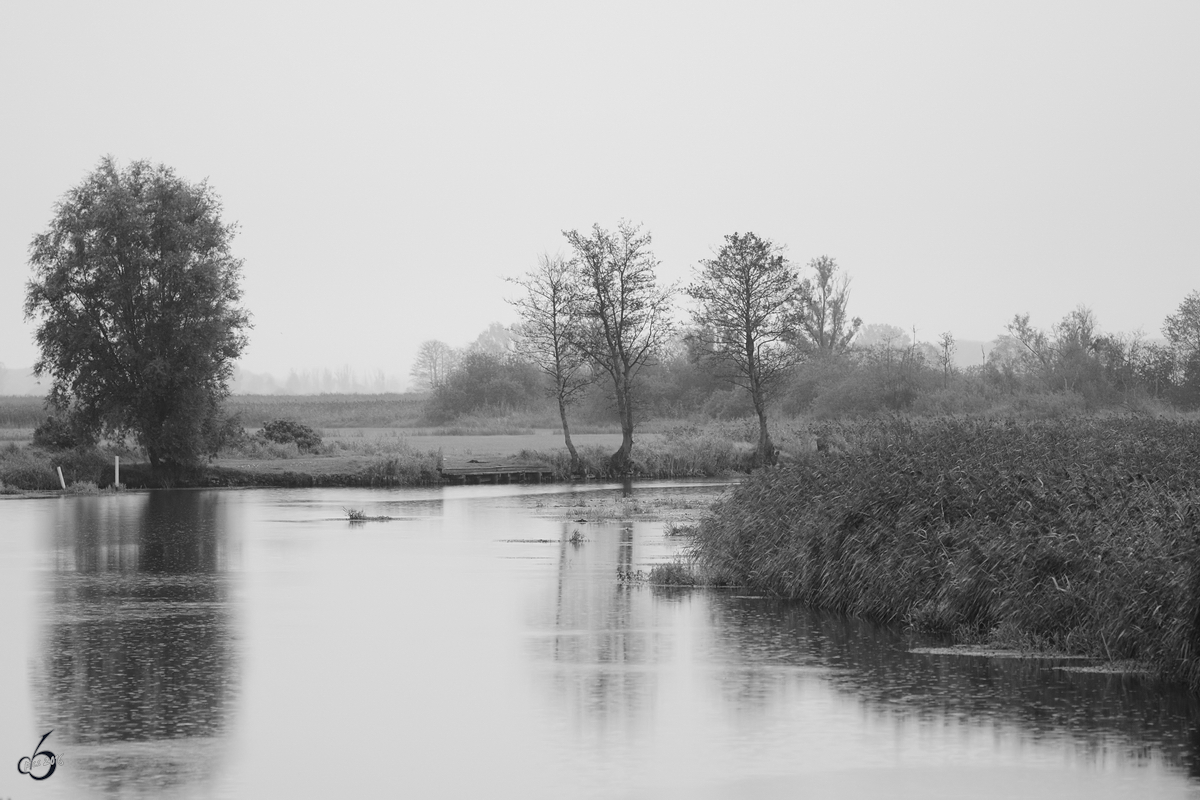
208,412,250,456
700,388,754,420
32,414,96,450
0,447,59,489
260,419,322,452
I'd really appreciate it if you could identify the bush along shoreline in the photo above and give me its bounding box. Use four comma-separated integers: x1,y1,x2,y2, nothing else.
687,417,1200,688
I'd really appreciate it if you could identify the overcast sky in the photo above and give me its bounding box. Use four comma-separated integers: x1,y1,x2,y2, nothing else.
2,1,1197,387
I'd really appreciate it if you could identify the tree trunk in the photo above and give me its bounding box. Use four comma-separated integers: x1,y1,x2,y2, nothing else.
147,448,180,488
609,379,635,474
558,395,580,475
753,393,776,467
610,423,634,474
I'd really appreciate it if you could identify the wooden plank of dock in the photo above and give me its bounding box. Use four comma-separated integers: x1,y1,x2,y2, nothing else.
438,456,554,485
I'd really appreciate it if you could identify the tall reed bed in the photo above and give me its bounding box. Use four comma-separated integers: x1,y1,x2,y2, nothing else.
691,417,1200,685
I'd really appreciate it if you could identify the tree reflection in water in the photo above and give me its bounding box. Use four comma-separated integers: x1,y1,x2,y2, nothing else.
539,520,669,738
33,491,238,793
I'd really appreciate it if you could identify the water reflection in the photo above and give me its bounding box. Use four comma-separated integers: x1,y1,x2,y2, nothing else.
11,482,1200,796
703,595,1200,772
34,491,238,795
534,519,1200,785
540,521,666,736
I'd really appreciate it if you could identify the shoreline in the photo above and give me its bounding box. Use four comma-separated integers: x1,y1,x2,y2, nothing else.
687,417,1200,691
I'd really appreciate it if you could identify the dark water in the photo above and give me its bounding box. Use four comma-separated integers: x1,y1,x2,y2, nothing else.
2,483,1200,799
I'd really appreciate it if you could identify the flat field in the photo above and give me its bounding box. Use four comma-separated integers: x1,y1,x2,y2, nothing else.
319,428,623,457
0,428,33,446
209,430,623,477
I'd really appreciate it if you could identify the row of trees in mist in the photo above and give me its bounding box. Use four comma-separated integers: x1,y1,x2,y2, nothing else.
417,223,867,471
231,366,406,395
410,222,1200,473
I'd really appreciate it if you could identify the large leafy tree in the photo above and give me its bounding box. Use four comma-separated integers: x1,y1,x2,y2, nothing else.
25,157,250,477
687,232,801,465
564,221,675,473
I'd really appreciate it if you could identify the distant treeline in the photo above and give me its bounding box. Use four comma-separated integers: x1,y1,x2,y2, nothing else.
4,302,1197,435
405,304,1200,428
230,366,408,395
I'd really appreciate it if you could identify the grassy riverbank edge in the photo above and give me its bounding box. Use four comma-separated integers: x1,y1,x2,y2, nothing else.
682,417,1200,688
1,440,757,491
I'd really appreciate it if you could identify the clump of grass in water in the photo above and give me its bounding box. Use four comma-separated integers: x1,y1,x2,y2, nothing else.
568,529,587,545
617,568,647,584
691,416,1200,686
344,507,394,522
664,521,698,537
648,559,697,586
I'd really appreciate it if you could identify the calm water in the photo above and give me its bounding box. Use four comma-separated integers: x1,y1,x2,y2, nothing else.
3,483,1200,799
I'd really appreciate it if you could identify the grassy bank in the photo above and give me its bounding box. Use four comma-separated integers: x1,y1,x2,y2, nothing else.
688,417,1200,687
1,420,754,489
0,443,119,492
517,423,760,480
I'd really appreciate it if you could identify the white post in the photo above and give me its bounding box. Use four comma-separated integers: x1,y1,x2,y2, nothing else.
57,466,66,490
115,456,120,488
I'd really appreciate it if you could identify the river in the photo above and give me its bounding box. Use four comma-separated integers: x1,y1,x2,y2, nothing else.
2,482,1199,798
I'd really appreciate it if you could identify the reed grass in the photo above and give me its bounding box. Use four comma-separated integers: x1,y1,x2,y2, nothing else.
0,444,115,490
690,417,1200,686
648,559,697,586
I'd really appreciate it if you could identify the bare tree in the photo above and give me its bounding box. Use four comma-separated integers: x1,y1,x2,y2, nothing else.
1005,313,1054,386
409,339,458,391
507,253,592,473
470,322,517,356
794,256,862,354
937,331,956,389
687,232,801,465
856,323,910,351
564,221,675,473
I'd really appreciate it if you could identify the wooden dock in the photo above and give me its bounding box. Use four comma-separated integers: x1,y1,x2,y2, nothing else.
438,457,554,485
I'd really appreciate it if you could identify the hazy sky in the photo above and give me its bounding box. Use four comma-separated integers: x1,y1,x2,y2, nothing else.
2,1,1197,387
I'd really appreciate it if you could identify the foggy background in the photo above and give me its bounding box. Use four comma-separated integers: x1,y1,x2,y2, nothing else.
2,1,1196,394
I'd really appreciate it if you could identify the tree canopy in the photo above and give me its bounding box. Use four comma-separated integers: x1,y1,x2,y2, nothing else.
409,339,458,390
24,157,250,476
1164,290,1200,405
687,231,801,464
508,253,592,471
564,221,675,471
795,256,862,354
